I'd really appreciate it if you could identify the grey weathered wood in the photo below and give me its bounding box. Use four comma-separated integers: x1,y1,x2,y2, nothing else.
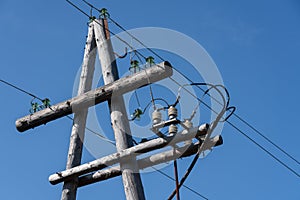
93,19,145,200
78,135,222,187
61,24,97,200
49,124,209,185
15,61,172,132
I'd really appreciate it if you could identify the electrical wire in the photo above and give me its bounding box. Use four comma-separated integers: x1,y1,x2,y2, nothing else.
142,98,169,113
65,115,115,145
173,159,181,200
176,83,228,109
0,79,43,101
168,149,200,200
153,166,209,200
233,113,300,165
227,120,300,178
134,90,141,108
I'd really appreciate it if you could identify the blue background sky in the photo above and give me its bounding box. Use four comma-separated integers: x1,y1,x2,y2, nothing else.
1,0,300,199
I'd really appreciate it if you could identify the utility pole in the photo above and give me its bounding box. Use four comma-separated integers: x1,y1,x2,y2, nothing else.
61,23,96,200
93,17,146,200
15,7,225,200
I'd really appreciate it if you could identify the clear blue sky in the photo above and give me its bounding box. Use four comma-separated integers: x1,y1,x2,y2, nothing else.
1,0,300,200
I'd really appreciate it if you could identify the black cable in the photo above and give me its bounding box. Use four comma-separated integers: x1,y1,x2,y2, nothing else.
66,0,91,18
190,83,228,108
222,106,236,122
152,166,209,200
65,115,115,145
168,152,200,200
226,120,300,178
233,113,300,165
173,160,180,200
0,79,43,101
134,90,141,108
142,98,169,114
108,16,165,61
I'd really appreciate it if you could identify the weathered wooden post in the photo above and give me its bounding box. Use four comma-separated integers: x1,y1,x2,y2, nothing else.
93,17,146,200
61,23,96,200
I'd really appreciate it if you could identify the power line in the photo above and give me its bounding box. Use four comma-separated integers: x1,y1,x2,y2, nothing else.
233,113,300,165
65,115,115,145
226,120,300,178
0,79,43,101
152,166,209,200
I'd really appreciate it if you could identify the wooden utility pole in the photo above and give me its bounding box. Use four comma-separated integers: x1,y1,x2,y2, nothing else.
15,11,224,200
93,18,145,200
61,23,96,200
